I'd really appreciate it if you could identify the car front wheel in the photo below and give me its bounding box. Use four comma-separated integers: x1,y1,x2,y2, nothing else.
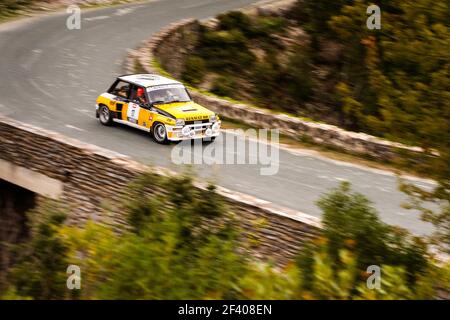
203,136,216,143
152,122,169,144
99,105,113,126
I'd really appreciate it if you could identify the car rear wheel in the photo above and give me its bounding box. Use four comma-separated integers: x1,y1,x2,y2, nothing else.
152,122,169,144
99,105,113,126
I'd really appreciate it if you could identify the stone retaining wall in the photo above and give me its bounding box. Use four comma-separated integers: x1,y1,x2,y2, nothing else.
0,116,321,266
126,1,434,163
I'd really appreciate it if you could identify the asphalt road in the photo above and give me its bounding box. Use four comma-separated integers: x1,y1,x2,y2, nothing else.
0,0,437,235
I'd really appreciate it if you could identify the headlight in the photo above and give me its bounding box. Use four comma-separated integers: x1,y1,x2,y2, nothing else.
212,122,220,132
176,119,185,126
181,126,190,136
209,114,217,122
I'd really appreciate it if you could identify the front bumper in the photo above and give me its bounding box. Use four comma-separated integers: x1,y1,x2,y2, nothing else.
166,121,221,141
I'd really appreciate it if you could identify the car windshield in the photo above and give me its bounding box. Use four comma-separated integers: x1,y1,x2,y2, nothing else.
147,85,191,104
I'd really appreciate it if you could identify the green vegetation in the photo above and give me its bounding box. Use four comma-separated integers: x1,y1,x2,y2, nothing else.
326,0,449,150
2,173,448,299
297,182,433,299
5,201,70,299
181,1,448,153
0,0,37,20
400,160,450,254
183,11,313,113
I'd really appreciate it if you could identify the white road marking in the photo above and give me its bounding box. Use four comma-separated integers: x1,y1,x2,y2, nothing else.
68,73,79,79
76,109,96,119
114,8,135,16
84,15,110,22
65,124,85,132
180,0,218,9
377,186,392,192
21,49,43,70
36,103,50,110
29,78,55,99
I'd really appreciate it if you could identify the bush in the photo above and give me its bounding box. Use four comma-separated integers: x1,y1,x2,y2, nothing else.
286,49,313,102
210,76,236,97
217,11,253,34
198,29,255,72
252,53,285,105
296,182,433,299
8,201,69,300
0,0,36,18
317,181,391,268
77,173,252,299
250,16,288,39
182,56,206,86
2,177,444,300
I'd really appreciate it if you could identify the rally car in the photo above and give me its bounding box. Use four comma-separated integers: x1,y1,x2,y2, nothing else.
95,74,221,143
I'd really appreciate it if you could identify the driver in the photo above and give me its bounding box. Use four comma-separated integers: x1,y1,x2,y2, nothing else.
151,89,168,104
136,87,147,104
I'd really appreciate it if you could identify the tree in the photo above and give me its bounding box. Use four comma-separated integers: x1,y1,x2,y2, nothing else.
296,182,435,299
316,182,390,269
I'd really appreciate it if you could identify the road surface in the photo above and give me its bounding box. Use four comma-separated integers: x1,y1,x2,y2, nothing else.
0,0,436,235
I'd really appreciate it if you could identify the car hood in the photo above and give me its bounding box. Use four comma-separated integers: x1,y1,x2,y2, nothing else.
155,101,215,121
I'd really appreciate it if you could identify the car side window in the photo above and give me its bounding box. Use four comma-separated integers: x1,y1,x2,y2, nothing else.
130,85,148,106
109,80,131,99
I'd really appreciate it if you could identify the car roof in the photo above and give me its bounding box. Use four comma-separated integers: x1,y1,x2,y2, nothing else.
118,74,181,88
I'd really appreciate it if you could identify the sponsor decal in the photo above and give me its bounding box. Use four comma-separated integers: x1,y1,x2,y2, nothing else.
147,84,185,92
185,115,208,121
127,102,140,123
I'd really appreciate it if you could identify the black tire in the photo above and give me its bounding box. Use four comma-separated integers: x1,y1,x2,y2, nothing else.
203,136,216,143
98,105,113,126
151,122,169,144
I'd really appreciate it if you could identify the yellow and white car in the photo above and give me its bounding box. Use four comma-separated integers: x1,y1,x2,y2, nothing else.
96,74,220,143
